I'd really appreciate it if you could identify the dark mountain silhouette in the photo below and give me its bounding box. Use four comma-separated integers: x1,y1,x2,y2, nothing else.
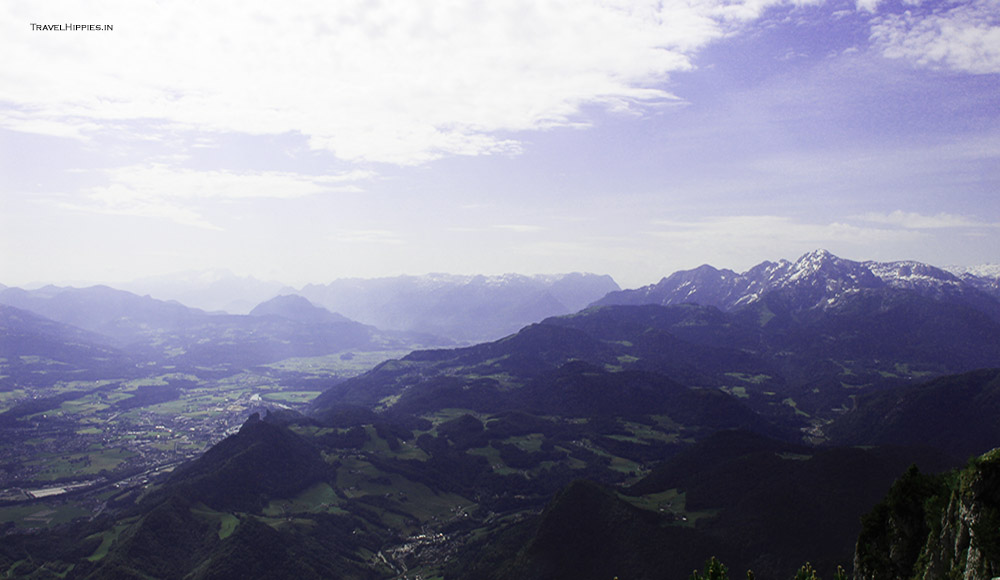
79,414,379,579
454,431,954,580
312,287,1000,428
624,430,954,579
152,412,331,513
452,479,725,580
309,313,785,442
827,368,1000,460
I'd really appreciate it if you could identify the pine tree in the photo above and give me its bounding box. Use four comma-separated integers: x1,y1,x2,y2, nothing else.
690,556,729,580
793,562,819,580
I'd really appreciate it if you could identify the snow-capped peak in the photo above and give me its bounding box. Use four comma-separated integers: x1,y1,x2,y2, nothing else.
596,250,1000,313
946,264,1000,280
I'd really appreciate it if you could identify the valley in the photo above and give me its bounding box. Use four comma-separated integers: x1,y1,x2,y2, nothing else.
0,350,426,531
0,252,998,579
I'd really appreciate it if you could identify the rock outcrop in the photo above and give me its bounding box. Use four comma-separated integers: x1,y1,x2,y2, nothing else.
854,449,1000,580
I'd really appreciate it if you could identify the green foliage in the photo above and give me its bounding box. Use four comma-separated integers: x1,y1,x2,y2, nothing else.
689,558,848,580
793,562,819,580
856,463,948,580
967,450,1000,566
690,556,729,580
859,450,1000,580
827,368,1000,460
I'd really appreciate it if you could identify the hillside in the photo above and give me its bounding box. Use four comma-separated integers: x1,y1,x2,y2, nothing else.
0,304,137,388
449,430,955,580
313,291,1000,424
827,368,1000,460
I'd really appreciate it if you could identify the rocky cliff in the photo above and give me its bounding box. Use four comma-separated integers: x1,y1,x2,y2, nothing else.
854,449,1000,580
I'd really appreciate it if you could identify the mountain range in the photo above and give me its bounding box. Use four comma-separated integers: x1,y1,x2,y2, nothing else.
297,272,621,342
23,271,621,344
0,286,410,368
1,250,999,579
118,269,286,315
595,249,1000,318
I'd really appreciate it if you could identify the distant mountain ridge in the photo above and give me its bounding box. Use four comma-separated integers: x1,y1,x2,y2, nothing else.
0,285,419,367
100,270,623,343
0,304,138,388
248,294,353,325
119,269,285,314
0,284,207,344
595,249,1000,315
0,270,624,368
298,272,620,342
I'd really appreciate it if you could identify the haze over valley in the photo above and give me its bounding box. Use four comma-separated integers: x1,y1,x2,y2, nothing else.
2,251,1000,578
3,0,999,577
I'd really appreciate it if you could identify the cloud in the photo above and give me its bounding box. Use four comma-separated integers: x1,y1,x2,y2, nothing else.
331,229,404,245
643,215,927,266
640,212,1000,275
492,224,544,233
51,164,368,228
855,210,1000,229
855,0,883,13
2,0,820,166
0,110,100,139
53,192,224,230
870,0,1000,74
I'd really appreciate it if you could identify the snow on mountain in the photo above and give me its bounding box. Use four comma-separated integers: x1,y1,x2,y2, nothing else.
595,250,1000,313
946,264,1000,279
941,264,1000,301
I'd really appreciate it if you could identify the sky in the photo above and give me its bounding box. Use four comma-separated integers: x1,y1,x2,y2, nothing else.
1,0,999,290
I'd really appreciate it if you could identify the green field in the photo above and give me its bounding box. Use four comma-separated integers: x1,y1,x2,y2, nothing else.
191,503,242,539
24,447,136,481
0,501,93,530
621,489,719,527
263,350,416,377
262,391,319,404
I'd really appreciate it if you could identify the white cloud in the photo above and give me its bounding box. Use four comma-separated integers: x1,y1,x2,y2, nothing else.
492,224,545,233
51,164,368,228
645,215,925,266
855,0,882,13
0,111,100,139
58,197,222,230
332,229,405,245
870,0,1000,74
2,0,817,166
855,210,1000,228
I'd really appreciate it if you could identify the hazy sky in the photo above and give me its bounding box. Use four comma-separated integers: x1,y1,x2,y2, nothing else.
2,0,999,289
